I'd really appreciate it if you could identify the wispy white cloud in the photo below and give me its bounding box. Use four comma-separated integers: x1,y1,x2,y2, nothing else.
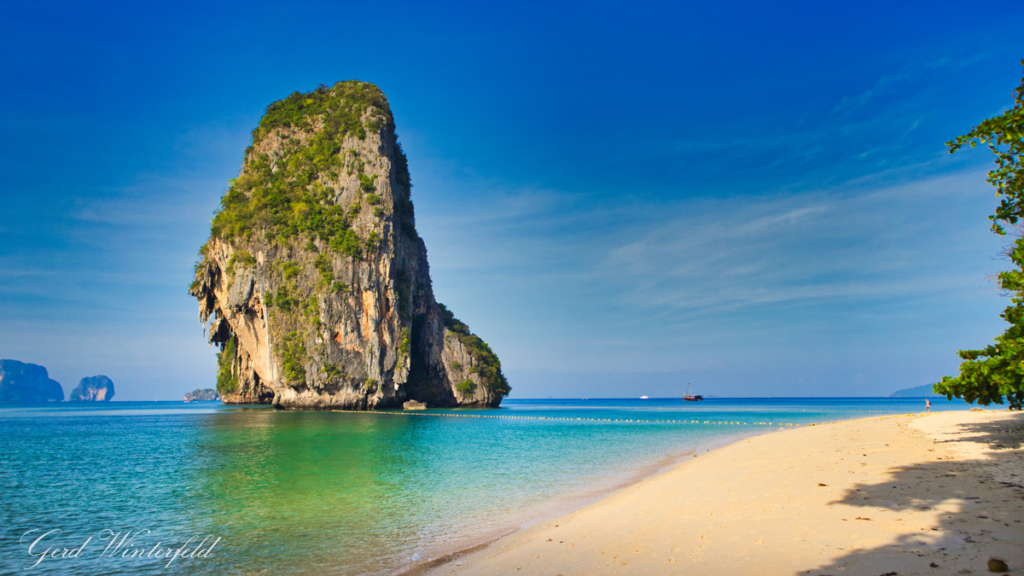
837,71,916,111
599,172,1000,315
71,172,222,227
836,55,983,112
419,168,1007,384
0,171,223,318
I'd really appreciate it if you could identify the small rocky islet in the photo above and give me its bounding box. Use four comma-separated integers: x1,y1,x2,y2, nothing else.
69,375,115,401
184,388,220,402
190,81,510,410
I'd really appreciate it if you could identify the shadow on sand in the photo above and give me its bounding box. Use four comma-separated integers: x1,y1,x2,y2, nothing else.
805,414,1024,576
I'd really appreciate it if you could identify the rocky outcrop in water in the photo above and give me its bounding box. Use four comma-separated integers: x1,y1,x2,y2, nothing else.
190,81,510,409
0,360,64,402
69,375,115,401
184,388,220,402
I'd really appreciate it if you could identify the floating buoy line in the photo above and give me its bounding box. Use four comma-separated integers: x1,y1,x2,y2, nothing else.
330,409,921,427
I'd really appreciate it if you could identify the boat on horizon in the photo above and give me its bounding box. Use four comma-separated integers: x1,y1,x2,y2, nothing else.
683,383,703,402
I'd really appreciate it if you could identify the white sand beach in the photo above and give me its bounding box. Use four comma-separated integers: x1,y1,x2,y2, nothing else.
425,409,1024,576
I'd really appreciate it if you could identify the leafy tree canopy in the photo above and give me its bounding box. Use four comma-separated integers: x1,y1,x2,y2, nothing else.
936,60,1024,410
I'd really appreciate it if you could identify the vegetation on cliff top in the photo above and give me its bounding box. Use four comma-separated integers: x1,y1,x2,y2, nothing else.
253,82,384,143
936,61,1024,410
207,80,414,252
439,303,511,396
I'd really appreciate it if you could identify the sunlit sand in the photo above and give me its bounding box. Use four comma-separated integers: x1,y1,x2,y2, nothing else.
425,410,1024,576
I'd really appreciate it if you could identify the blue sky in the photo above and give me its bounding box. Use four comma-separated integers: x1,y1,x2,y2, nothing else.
2,0,1023,399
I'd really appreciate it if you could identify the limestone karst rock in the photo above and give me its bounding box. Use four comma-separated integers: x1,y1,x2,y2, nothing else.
190,81,510,409
184,388,220,402
69,375,115,401
0,360,64,402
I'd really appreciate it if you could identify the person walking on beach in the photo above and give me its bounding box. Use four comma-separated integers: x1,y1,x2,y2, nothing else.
926,398,931,412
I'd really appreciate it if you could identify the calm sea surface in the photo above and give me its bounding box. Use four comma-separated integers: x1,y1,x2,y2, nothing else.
0,397,973,575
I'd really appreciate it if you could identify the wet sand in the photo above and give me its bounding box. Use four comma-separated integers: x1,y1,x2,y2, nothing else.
424,409,1024,576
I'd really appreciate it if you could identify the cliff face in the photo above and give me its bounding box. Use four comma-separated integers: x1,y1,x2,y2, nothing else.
190,81,510,409
0,360,64,402
69,375,115,401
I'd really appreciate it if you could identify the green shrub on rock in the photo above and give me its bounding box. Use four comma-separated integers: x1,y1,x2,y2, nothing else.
216,336,239,394
278,332,306,383
456,379,476,395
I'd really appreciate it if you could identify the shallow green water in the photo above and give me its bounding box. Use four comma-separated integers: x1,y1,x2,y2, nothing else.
0,397,970,575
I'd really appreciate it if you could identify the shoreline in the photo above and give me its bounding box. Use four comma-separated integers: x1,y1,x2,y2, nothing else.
396,425,774,576
420,409,1024,576
397,416,870,575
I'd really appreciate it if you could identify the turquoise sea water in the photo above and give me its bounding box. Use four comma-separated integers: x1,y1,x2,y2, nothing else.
0,397,973,575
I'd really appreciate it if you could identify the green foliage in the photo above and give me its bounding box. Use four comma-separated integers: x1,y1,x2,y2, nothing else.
216,335,239,395
208,81,391,258
226,250,257,276
456,379,476,395
346,149,363,176
211,157,355,245
329,229,362,259
451,361,462,370
947,66,1024,237
366,231,380,252
254,81,385,143
302,297,320,325
373,206,384,218
365,192,380,205
365,378,378,393
331,281,350,294
270,285,297,311
937,61,1024,410
399,327,411,356
281,260,302,279
314,253,333,286
437,303,511,397
278,331,307,383
359,174,377,193
324,364,343,379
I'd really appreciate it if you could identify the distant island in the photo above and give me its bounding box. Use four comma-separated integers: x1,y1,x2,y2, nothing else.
0,359,64,402
189,81,509,410
184,388,220,402
69,375,115,401
890,384,944,398
0,361,121,403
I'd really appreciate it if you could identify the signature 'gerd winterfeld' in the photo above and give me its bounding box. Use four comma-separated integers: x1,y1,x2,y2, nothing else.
19,528,221,569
